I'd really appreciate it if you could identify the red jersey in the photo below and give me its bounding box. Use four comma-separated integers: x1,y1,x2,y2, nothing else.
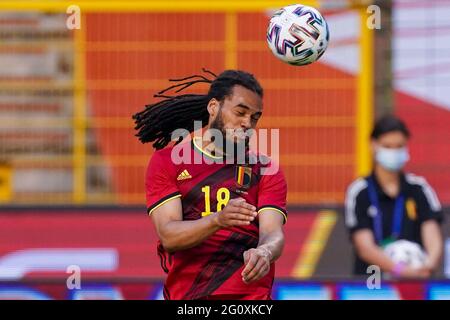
145,138,287,300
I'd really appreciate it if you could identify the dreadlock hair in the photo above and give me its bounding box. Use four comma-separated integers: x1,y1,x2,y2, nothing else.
132,69,263,150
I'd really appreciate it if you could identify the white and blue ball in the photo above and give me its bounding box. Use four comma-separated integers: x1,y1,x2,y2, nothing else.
384,240,428,269
266,4,330,66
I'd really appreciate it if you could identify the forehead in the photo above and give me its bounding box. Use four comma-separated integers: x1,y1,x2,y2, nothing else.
376,131,408,143
223,85,262,111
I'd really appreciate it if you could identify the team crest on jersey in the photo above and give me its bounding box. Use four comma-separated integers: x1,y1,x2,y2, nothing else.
235,165,252,191
406,198,417,221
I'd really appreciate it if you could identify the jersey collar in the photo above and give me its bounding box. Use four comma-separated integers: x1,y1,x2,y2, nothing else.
192,137,225,160
370,171,409,199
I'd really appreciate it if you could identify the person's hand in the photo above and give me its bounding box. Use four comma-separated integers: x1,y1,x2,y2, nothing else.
212,198,257,228
241,247,272,284
422,259,438,276
397,266,431,279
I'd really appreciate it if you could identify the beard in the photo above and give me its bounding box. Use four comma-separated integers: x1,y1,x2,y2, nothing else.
209,111,250,162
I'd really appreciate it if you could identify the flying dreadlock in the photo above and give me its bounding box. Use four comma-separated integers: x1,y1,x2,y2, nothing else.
132,68,263,150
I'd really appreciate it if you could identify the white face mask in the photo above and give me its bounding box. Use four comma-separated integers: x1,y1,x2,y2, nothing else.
375,146,410,172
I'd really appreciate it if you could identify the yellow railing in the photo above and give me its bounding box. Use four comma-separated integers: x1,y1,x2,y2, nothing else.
73,15,87,204
356,7,374,177
0,1,319,12
225,12,238,69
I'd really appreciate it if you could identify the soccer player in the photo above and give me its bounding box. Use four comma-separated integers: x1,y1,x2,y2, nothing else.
133,70,287,300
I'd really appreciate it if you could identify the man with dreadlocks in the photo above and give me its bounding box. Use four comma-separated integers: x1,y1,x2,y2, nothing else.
133,69,287,300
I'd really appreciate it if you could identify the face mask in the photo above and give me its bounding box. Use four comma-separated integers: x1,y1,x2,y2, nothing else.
375,147,410,172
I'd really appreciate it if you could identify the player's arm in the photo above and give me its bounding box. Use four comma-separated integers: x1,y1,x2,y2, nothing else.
352,229,430,278
421,219,443,272
241,210,285,284
151,198,257,253
241,162,287,284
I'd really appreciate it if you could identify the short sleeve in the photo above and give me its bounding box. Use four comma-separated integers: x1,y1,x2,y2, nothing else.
145,151,181,215
414,178,444,224
345,179,372,234
257,164,288,224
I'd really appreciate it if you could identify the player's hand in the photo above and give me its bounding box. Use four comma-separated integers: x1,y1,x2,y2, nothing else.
241,247,272,284
212,198,257,228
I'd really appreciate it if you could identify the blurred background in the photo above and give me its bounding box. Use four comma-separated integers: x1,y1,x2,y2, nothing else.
0,0,449,299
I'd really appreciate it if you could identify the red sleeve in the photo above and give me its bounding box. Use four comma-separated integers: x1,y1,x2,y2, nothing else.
257,163,288,224
145,150,181,214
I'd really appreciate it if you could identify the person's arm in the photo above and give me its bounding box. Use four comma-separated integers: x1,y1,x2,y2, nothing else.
346,181,399,275
353,229,430,278
421,219,443,272
414,177,444,273
241,210,285,284
353,229,397,272
151,198,257,253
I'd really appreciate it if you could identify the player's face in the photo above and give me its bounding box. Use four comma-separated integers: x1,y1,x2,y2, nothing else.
210,85,263,145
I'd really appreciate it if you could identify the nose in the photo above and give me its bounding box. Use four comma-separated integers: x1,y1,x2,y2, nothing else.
241,116,251,129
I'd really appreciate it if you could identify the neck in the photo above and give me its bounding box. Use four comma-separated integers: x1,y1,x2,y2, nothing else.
198,132,226,157
375,164,401,197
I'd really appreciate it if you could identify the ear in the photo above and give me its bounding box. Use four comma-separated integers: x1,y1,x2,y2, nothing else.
207,98,220,118
370,139,378,154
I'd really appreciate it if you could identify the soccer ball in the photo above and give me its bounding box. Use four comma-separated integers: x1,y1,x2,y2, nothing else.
383,240,428,269
266,4,330,66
